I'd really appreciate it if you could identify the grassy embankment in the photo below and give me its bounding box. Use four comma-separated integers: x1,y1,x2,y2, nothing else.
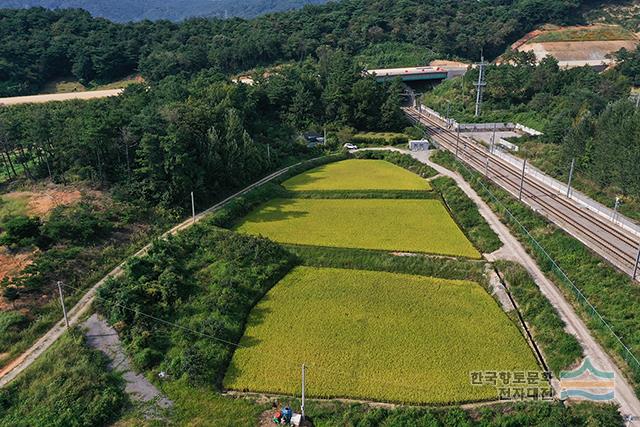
0,329,127,427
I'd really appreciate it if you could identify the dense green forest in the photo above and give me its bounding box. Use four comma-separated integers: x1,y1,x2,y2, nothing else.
0,0,327,22
424,48,640,203
0,1,587,97
0,53,406,209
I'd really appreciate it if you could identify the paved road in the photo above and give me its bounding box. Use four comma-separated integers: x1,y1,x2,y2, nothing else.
359,147,640,424
0,89,123,106
408,107,640,279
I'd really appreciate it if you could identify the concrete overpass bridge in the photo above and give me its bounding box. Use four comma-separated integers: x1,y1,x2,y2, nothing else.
366,64,467,83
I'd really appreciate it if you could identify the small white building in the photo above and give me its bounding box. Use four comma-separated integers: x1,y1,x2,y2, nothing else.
409,140,430,151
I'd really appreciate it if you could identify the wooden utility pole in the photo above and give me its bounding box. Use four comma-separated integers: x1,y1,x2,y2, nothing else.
191,191,195,223
57,281,69,329
301,364,306,420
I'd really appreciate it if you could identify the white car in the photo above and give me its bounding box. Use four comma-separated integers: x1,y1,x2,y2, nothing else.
343,143,358,150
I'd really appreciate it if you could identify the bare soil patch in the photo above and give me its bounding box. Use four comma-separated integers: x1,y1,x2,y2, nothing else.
518,39,638,62
0,248,32,283
3,189,82,217
0,89,123,106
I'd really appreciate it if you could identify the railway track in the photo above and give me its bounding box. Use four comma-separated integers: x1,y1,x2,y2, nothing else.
405,107,640,278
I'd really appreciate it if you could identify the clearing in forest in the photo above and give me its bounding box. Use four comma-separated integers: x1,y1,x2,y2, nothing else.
282,159,431,191
235,198,480,258
224,267,542,404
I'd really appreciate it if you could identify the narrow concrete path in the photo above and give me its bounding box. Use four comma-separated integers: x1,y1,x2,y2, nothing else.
358,148,640,424
83,314,172,412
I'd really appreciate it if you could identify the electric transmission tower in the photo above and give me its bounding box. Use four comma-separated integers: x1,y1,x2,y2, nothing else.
474,53,487,117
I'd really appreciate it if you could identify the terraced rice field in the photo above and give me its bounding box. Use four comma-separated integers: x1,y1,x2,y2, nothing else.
235,198,480,258
282,159,431,191
224,267,541,404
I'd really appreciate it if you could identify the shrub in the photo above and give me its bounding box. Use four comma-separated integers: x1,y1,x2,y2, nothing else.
0,215,41,247
42,203,113,244
352,132,409,146
0,311,28,350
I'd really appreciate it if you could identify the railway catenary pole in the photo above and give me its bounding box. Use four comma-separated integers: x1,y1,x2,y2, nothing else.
485,156,490,177
518,159,527,201
566,158,575,198
490,122,497,153
613,196,621,223
455,127,460,158
56,281,69,329
633,245,640,280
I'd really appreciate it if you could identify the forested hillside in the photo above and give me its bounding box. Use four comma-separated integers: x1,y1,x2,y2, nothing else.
0,0,586,96
0,0,327,22
0,53,406,209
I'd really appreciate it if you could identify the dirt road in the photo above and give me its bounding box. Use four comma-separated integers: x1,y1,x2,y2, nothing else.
0,89,123,106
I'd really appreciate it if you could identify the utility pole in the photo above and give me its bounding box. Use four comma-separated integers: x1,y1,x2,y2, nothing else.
633,244,640,280
566,158,575,198
518,159,527,201
301,364,306,420
613,196,622,223
485,156,490,177
267,144,271,163
191,191,195,223
57,281,69,329
474,53,487,117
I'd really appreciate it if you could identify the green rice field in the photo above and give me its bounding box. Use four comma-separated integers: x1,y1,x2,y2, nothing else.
282,159,431,191
224,267,542,404
235,198,480,258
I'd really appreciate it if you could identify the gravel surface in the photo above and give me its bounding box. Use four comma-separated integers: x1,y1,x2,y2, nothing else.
83,313,172,409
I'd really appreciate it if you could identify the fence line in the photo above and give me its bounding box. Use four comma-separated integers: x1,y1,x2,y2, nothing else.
491,148,640,238
416,105,542,135
450,151,640,380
